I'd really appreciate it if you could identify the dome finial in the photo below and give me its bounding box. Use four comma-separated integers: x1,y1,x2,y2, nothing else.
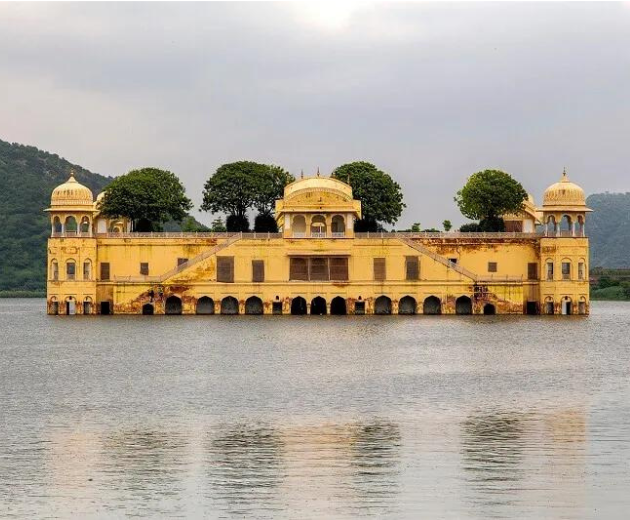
300,169,304,179
317,167,320,178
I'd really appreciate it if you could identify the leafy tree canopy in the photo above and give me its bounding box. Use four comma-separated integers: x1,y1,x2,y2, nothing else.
331,161,405,229
201,161,294,219
98,167,192,231
455,169,527,222
210,217,227,232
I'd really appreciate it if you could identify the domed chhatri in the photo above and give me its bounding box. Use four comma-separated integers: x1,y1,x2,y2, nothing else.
543,169,588,209
50,171,94,207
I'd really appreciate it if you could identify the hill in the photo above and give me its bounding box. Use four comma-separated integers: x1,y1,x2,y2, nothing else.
0,138,212,295
0,139,112,294
586,192,630,269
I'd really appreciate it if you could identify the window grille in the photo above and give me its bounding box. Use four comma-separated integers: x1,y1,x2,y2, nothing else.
374,258,386,281
252,260,265,282
330,258,349,281
217,256,234,283
406,256,419,280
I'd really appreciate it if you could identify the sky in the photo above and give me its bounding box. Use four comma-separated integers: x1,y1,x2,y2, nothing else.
1,1,629,228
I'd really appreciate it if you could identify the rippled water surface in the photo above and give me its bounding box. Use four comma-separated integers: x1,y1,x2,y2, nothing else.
1,300,630,519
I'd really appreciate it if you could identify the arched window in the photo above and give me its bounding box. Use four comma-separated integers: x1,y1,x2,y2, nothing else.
560,215,573,236
546,215,557,236
456,296,473,315
423,296,441,315
545,296,555,315
374,295,392,315
290,296,307,315
65,216,78,234
53,216,62,235
80,216,90,235
83,260,91,280
293,215,306,237
561,258,572,280
331,215,345,237
546,259,554,281
165,295,182,315
577,215,585,237
399,296,417,315
310,215,327,238
66,260,76,281
245,296,263,315
50,260,59,281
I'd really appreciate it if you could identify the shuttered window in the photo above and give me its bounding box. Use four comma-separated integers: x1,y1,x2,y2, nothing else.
290,258,308,280
528,263,538,280
217,256,234,283
487,262,498,273
330,257,349,281
66,261,76,281
405,256,419,280
252,260,264,282
310,258,329,281
140,262,149,275
100,262,110,281
374,258,386,281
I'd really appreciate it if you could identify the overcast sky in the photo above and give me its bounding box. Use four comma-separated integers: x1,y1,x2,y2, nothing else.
1,2,629,227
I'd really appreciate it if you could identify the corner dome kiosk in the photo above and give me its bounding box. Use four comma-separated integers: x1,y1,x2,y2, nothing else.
275,172,361,238
46,171,96,236
542,169,591,237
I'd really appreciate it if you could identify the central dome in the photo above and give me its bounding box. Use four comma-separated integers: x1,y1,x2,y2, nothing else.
543,171,586,207
50,173,94,207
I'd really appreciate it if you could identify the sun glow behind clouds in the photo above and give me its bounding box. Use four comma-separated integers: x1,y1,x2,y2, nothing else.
293,1,370,31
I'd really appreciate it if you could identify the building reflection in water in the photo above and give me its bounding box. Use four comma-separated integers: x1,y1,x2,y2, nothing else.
203,420,402,517
99,429,188,516
348,421,402,504
205,425,286,515
461,408,587,516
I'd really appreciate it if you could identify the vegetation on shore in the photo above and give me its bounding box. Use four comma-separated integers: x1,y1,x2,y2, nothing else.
3,136,630,297
590,268,630,301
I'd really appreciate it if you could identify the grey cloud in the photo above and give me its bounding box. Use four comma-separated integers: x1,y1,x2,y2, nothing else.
0,2,629,227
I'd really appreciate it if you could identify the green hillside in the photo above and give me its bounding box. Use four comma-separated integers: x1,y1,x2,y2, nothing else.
0,139,112,294
586,192,630,269
1,136,628,295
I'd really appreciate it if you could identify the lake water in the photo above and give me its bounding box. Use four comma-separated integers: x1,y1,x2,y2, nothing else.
1,299,629,519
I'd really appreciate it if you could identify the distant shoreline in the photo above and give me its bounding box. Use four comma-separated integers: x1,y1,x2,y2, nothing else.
0,291,46,298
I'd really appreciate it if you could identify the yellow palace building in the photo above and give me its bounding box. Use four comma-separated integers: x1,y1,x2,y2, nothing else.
45,171,590,316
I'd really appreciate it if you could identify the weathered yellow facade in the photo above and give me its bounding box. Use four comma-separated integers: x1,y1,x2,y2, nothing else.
46,171,590,316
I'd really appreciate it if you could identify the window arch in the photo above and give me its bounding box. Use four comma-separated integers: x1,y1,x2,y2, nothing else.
66,259,76,281
331,215,345,236
53,216,62,234
65,216,78,234
546,215,557,236
80,216,90,234
50,259,59,281
577,215,585,237
561,258,572,280
545,258,554,281
578,258,586,280
310,215,326,237
293,215,306,236
560,215,573,236
83,260,92,280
